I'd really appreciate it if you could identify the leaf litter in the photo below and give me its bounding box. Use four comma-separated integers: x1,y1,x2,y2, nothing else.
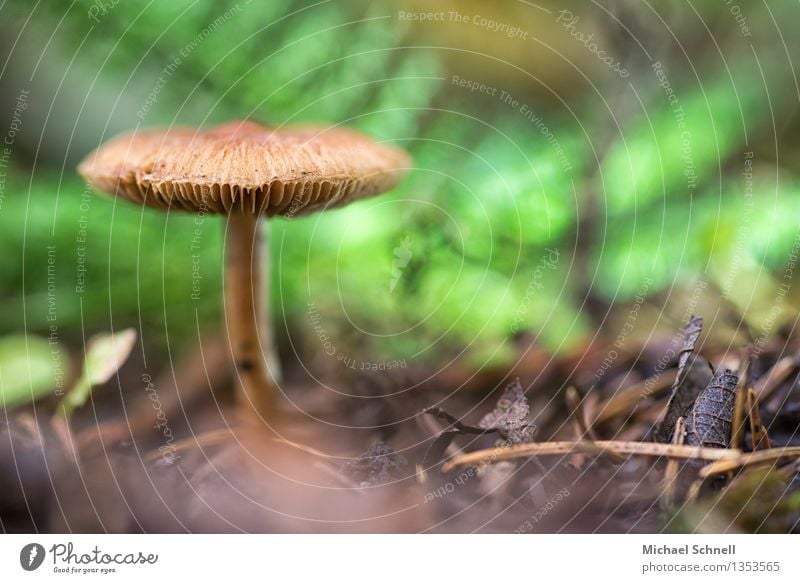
4,315,800,533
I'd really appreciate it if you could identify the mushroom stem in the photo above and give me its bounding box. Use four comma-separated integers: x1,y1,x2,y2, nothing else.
225,212,280,419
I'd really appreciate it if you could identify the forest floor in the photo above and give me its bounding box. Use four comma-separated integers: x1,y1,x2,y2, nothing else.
3,312,800,533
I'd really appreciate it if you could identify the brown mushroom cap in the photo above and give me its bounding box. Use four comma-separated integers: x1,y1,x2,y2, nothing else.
78,120,410,216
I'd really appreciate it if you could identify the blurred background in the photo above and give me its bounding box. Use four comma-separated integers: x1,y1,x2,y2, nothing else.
1,0,800,412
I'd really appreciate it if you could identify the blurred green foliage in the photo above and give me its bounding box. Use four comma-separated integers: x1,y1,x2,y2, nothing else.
2,0,800,372
0,335,68,408
58,328,136,418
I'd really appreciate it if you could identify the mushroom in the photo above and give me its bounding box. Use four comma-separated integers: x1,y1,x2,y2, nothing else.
77,120,410,419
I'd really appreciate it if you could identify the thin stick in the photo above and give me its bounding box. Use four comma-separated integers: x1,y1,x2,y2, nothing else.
272,438,370,491
567,387,626,465
730,348,750,449
566,386,589,468
441,440,742,473
660,417,686,505
143,428,232,462
753,354,797,402
225,213,279,419
592,370,676,424
272,437,336,460
746,388,771,451
311,461,364,491
698,447,800,478
566,386,596,441
685,479,702,504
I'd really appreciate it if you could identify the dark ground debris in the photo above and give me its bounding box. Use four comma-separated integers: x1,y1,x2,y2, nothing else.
3,313,800,533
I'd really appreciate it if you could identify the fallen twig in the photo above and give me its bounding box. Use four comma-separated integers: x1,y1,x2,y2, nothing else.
660,417,686,505
698,447,800,478
754,354,798,401
566,386,597,441
746,388,771,451
592,370,677,425
441,440,742,473
272,436,337,460
730,349,751,449
143,428,232,463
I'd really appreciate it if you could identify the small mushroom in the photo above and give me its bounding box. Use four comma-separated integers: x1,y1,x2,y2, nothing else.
78,120,409,420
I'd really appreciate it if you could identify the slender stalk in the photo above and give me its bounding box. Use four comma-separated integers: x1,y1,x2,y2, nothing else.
698,446,800,478
660,417,686,505
225,212,279,419
592,370,676,425
441,440,743,473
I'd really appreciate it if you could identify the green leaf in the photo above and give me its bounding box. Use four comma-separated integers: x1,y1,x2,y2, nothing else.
58,328,137,418
0,335,68,409
83,328,137,386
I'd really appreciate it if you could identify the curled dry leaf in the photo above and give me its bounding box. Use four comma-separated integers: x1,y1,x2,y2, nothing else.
685,369,739,449
421,378,535,468
478,378,536,444
656,316,714,443
419,408,496,469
